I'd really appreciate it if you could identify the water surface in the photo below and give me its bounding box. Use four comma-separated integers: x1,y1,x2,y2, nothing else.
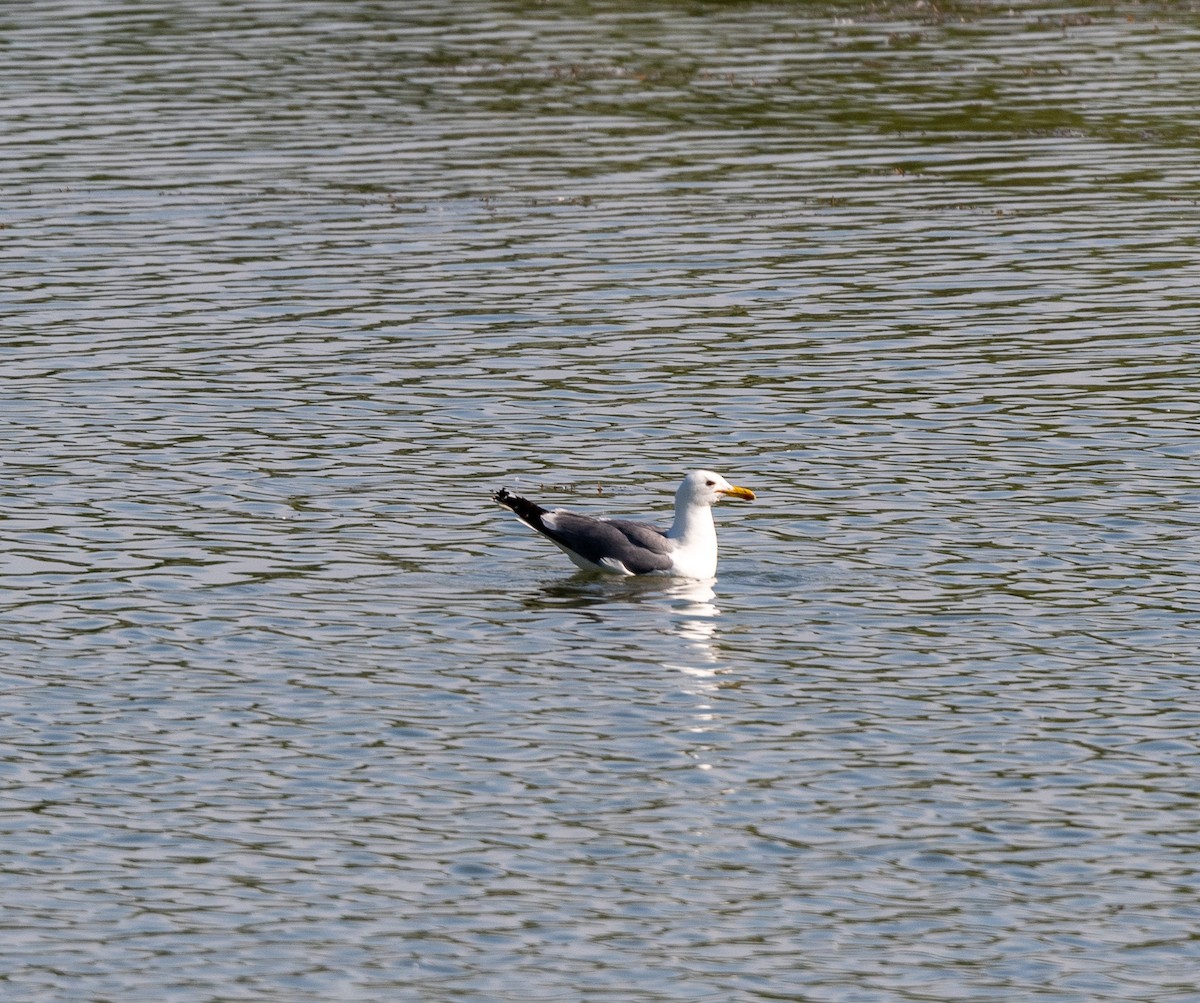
2,1,1199,1000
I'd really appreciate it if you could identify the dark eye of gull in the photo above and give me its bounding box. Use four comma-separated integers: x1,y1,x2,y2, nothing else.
705,480,715,486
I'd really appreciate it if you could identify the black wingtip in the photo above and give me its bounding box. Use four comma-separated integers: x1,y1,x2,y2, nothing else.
492,487,548,528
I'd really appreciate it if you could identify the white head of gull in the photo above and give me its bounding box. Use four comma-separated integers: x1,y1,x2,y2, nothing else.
493,469,755,580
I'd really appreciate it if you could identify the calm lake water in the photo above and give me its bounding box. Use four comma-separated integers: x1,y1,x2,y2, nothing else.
3,1,1200,1000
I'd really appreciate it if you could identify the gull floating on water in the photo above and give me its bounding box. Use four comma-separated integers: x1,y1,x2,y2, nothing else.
492,469,755,579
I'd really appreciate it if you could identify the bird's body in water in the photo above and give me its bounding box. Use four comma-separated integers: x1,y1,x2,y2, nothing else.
492,469,755,579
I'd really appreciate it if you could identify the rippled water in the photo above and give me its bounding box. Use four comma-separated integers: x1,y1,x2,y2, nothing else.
4,1,1200,1000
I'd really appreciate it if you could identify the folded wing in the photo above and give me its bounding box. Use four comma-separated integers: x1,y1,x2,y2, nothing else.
541,512,675,575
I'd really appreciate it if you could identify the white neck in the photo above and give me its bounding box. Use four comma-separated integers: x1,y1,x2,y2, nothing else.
668,495,716,546
667,497,718,579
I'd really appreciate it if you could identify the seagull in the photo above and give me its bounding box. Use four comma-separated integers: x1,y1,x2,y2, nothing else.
492,469,755,579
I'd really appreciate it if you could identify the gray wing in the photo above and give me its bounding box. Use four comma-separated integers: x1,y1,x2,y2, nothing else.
542,512,675,574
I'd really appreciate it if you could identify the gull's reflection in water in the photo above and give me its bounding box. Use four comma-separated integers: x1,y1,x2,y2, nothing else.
528,575,729,770
654,579,727,776
657,578,723,682
525,575,729,686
